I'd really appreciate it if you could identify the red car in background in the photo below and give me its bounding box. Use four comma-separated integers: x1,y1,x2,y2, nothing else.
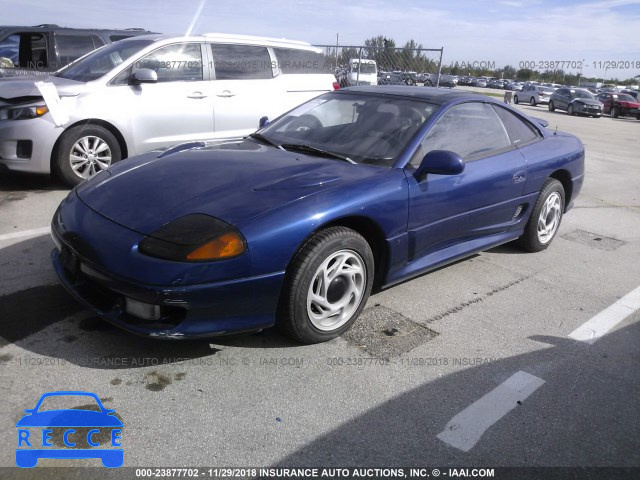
596,92,640,119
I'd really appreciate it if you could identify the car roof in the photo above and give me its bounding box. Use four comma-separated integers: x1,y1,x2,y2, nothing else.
133,32,321,51
338,86,491,105
0,25,154,34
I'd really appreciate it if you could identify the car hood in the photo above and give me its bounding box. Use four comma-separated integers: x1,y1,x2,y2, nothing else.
76,140,385,234
16,410,122,427
0,75,83,102
571,98,601,106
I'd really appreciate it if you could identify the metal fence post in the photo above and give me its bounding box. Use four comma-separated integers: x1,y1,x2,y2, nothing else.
436,47,443,87
356,47,363,86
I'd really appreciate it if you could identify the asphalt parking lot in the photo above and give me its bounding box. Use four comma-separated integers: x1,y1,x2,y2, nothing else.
1,98,639,477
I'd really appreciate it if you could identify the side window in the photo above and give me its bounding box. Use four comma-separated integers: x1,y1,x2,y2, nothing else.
1,33,49,69
55,35,98,66
0,34,20,66
416,102,511,164
491,105,540,145
210,44,272,80
109,35,133,42
273,48,331,74
135,43,203,82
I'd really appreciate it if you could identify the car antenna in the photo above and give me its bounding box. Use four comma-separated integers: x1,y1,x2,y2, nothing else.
554,125,558,136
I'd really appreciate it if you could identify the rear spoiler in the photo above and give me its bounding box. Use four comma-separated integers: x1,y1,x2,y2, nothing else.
531,117,549,128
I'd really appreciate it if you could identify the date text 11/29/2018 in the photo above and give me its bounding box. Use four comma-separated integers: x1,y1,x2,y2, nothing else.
135,468,496,478
518,60,640,70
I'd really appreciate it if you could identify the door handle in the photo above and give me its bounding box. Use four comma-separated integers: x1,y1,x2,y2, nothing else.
187,91,207,99
216,90,235,98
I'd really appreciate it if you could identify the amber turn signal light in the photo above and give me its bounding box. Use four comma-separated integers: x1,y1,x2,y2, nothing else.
186,232,245,260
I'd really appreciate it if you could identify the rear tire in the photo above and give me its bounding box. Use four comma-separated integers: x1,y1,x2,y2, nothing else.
530,97,537,106
517,179,565,252
55,124,121,187
548,100,555,112
567,104,574,116
277,227,374,344
514,95,519,104
611,106,619,118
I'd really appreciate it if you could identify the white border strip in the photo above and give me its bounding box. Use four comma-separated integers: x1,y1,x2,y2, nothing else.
437,371,545,452
568,286,640,344
0,226,50,242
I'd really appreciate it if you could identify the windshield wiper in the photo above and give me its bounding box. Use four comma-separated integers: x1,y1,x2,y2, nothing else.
280,144,356,164
248,133,285,150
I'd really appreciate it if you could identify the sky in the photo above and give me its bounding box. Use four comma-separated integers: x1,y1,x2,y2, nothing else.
3,0,640,81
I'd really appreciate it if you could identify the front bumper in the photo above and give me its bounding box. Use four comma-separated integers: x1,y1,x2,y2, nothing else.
52,247,283,338
0,115,61,174
574,104,602,116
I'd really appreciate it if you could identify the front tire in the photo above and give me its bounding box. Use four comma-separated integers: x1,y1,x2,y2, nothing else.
277,227,374,344
514,95,519,104
55,124,121,187
611,107,619,118
530,97,537,106
517,179,565,252
548,100,555,112
567,104,574,115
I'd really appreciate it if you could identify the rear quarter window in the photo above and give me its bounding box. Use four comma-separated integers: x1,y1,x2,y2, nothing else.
109,35,133,42
55,35,103,65
273,48,331,74
210,44,272,80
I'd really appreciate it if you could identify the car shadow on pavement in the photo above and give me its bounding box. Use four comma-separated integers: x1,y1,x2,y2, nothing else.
0,170,68,193
487,242,529,255
268,321,640,467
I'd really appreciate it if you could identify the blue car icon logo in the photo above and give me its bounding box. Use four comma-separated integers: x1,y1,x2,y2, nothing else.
16,391,123,468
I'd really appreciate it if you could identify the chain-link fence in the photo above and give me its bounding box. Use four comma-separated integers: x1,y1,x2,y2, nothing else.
315,45,444,88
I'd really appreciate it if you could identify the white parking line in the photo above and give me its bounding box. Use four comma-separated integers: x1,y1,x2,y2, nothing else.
437,371,545,452
568,286,640,344
0,226,50,242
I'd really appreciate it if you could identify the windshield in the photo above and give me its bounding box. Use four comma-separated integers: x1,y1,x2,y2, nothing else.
55,38,154,82
350,62,377,74
572,90,596,99
615,94,636,102
258,93,437,166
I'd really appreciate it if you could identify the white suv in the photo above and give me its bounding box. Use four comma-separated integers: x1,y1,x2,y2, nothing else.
0,33,338,185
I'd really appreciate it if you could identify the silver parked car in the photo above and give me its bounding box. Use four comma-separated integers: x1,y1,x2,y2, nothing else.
0,33,337,185
514,84,554,106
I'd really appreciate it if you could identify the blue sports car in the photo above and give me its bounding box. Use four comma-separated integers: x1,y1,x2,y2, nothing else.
51,86,584,343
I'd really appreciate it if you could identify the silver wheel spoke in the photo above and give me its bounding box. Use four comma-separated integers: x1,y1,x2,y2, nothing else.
94,140,109,154
94,158,111,170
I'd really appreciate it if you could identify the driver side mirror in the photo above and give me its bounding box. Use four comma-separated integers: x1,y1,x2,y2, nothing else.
258,116,269,129
415,150,465,182
131,68,158,84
